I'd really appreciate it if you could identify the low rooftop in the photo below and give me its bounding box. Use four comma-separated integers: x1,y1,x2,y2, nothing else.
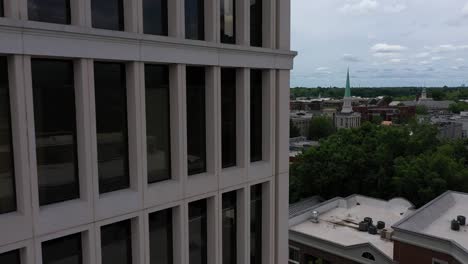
393,191,468,252
289,195,414,259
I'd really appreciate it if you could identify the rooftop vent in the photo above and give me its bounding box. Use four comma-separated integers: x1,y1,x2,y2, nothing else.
368,225,378,235
364,217,373,225
359,221,369,232
457,215,466,226
380,229,394,240
311,211,319,223
377,221,385,229
451,219,460,231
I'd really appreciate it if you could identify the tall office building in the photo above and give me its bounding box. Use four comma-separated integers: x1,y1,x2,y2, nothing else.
0,0,295,263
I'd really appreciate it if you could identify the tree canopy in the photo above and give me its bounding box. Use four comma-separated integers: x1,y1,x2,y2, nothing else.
290,120,301,138
308,116,335,140
290,122,468,207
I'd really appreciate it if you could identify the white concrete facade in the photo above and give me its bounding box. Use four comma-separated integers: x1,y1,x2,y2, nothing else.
0,0,295,263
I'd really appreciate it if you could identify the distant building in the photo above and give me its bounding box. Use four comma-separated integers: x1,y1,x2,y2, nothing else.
391,88,455,113
289,137,319,162
453,111,468,138
354,105,416,123
431,118,463,139
289,195,414,264
393,191,468,264
291,112,314,137
335,70,361,129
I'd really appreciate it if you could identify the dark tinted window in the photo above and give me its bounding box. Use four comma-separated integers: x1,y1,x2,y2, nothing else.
28,0,71,24
0,0,4,17
92,0,124,31
145,65,171,183
143,0,168,36
42,233,82,264
186,67,206,176
250,0,262,47
189,199,207,264
221,0,235,44
0,249,20,264
149,208,173,264
221,68,236,168
250,184,262,264
101,220,132,264
185,0,204,40
222,191,237,264
94,62,129,194
250,70,262,162
32,59,79,206
0,57,16,214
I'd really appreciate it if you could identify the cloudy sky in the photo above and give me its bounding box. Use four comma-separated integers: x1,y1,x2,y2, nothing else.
291,0,468,87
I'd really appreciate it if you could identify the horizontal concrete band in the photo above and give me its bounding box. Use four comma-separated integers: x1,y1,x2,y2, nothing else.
0,21,296,70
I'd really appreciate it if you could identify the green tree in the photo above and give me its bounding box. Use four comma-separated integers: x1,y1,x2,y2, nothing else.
449,102,468,114
307,116,335,140
290,120,301,138
416,105,429,115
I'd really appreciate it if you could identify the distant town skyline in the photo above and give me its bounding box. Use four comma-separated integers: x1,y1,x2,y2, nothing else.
291,0,468,87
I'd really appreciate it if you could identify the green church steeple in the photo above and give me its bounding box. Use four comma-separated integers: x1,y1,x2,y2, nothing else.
345,68,351,97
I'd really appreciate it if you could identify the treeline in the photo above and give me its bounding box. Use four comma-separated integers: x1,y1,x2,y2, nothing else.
290,122,468,208
291,87,468,101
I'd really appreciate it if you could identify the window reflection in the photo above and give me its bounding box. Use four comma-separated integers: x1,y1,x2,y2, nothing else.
145,64,171,183
94,62,130,194
186,67,207,176
42,233,82,264
189,199,207,264
28,0,71,24
221,68,237,168
92,0,124,31
143,0,168,36
222,191,237,264
221,0,236,44
185,0,205,40
101,220,132,264
32,59,79,206
0,57,16,214
149,208,173,264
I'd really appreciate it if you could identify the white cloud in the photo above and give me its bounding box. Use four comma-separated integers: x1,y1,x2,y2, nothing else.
340,0,378,14
415,52,430,58
371,43,408,53
342,54,361,62
463,2,468,17
316,67,330,71
427,44,468,53
384,1,407,13
456,58,465,62
389,58,403,63
431,56,444,61
315,67,332,74
419,60,431,65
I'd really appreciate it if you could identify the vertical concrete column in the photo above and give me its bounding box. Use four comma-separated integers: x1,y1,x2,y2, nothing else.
82,0,92,27
173,205,185,264
82,228,97,264
236,0,250,46
262,69,275,164
169,0,184,38
70,0,87,25
207,195,220,264
135,0,144,33
205,67,220,175
205,0,220,42
4,0,20,18
124,0,139,32
237,68,249,169
131,214,145,264
262,180,275,264
263,0,276,49
237,187,250,264
276,0,291,50
17,0,27,20
275,70,290,264
126,62,144,193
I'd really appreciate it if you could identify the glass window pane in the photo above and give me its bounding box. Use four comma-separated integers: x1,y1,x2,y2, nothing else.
186,67,206,176
221,0,235,44
0,57,16,214
221,68,236,168
185,0,205,40
42,233,82,264
149,208,173,264
32,59,79,206
28,0,71,24
0,0,4,17
143,0,168,36
250,184,262,264
94,62,129,194
91,0,124,31
189,199,207,264
101,220,132,264
222,191,237,264
0,249,20,264
250,0,262,47
145,65,171,183
250,70,262,162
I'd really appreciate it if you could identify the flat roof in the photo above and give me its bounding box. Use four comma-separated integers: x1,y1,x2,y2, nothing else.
393,191,468,251
290,195,414,259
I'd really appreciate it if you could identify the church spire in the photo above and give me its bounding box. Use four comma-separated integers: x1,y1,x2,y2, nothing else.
345,68,351,97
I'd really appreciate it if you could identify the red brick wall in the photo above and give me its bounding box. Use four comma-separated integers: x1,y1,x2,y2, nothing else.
394,241,461,264
289,240,360,264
